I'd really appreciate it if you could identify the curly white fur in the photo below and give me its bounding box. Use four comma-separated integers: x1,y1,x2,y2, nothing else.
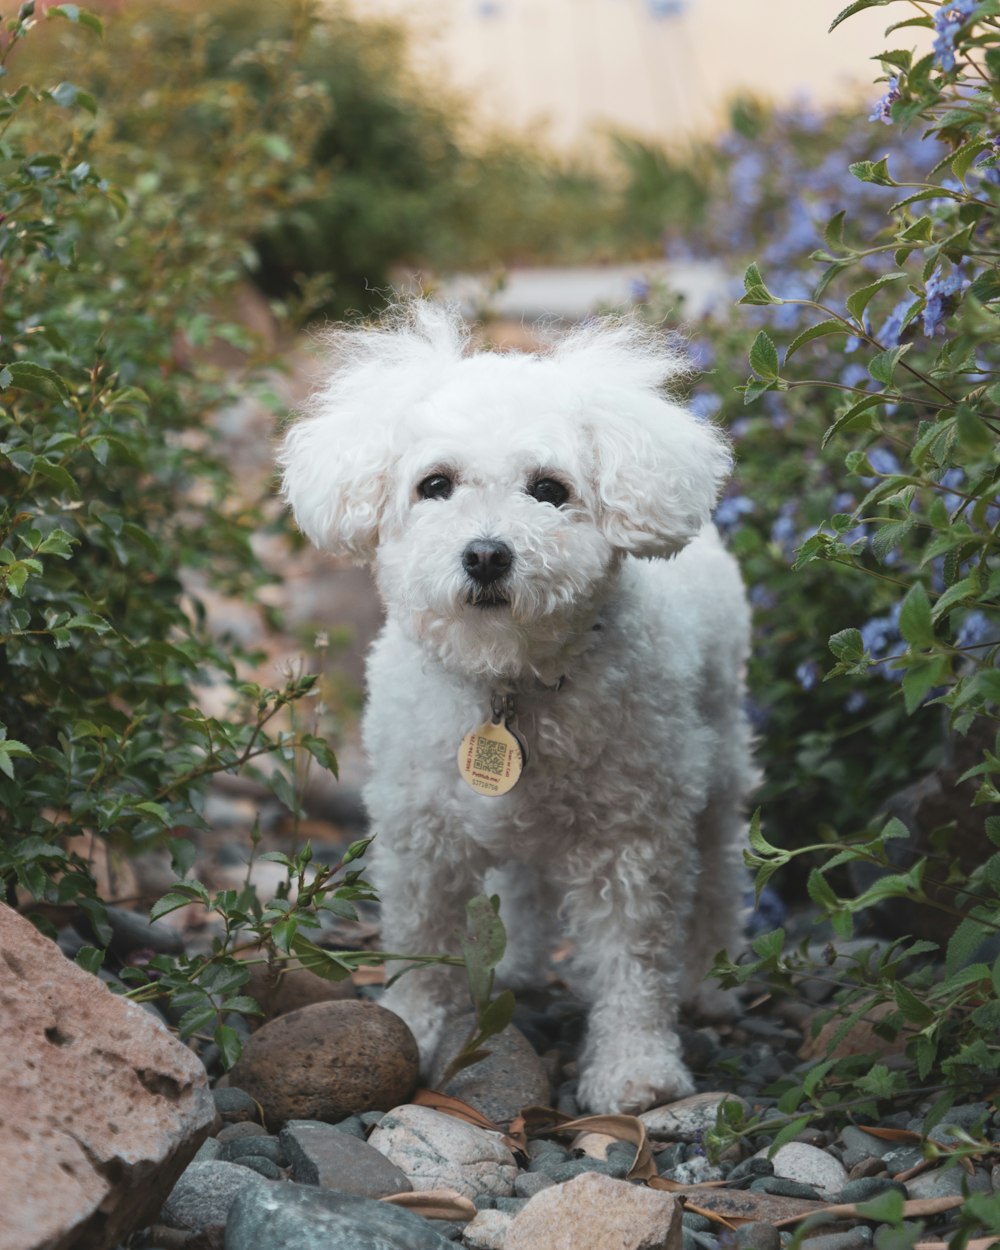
280,301,756,1114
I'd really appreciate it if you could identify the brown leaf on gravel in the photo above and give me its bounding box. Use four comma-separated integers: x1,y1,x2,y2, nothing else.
412,1088,526,1157
682,1202,738,1231
855,1125,925,1144
914,1240,1000,1250
380,1190,476,1221
521,1111,655,1182
798,1000,909,1062
771,1195,965,1229
668,1190,826,1226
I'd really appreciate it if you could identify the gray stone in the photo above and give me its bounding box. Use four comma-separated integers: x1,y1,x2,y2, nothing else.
882,1146,925,1175
546,1158,618,1183
796,1231,871,1250
836,1177,906,1204
219,1135,287,1167
428,1013,550,1124
749,1177,821,1201
848,1157,887,1181
463,1208,516,1249
216,1121,269,1143
514,1172,556,1199
367,1104,518,1200
280,1120,412,1197
213,1087,261,1125
328,1114,368,1139
683,1214,713,1232
905,1165,992,1200
162,1160,273,1234
193,1138,223,1164
734,1222,781,1250
73,904,185,958
640,1092,750,1142
237,1156,284,1180
666,1157,725,1185
767,1142,848,1198
224,1180,454,1249
729,1157,773,1184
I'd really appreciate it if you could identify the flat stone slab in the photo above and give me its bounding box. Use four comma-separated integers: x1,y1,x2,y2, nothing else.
280,1120,412,1197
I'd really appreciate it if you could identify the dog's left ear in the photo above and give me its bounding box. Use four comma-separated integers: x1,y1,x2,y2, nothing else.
588,394,732,558
555,322,732,558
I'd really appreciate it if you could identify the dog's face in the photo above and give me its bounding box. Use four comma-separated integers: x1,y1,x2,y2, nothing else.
280,305,732,678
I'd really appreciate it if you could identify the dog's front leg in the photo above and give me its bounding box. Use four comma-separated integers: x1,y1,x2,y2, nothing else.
564,849,696,1115
372,835,482,1068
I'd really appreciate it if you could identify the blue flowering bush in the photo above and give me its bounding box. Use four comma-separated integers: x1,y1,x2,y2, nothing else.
653,2,1000,1210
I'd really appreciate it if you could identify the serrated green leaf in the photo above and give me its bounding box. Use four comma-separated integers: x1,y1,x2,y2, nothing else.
946,917,994,974
829,628,865,661
749,331,779,381
784,319,850,365
899,582,934,648
829,0,891,32
846,272,907,324
872,517,915,564
822,394,884,450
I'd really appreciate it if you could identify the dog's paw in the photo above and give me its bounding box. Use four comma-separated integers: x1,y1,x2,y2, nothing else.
577,1043,695,1115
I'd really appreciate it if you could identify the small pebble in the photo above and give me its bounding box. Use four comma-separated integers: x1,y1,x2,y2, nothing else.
656,1143,687,1175
749,1177,822,1200
836,1176,906,1204
848,1157,887,1181
729,1157,773,1184
216,1121,269,1144
797,1230,872,1250
514,1171,556,1198
734,1222,781,1250
219,1136,287,1167
329,1114,368,1140
235,1156,284,1180
882,1146,925,1175
683,1213,714,1232
211,1087,260,1124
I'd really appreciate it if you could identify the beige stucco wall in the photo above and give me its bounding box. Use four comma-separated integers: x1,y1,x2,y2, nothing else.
346,0,909,145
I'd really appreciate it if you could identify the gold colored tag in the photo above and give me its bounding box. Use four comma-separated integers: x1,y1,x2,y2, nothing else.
458,716,526,797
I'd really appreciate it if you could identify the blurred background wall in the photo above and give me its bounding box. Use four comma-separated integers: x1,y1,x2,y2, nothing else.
346,0,898,145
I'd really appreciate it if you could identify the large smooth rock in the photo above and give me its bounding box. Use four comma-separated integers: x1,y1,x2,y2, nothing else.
224,1181,454,1250
767,1142,849,1199
0,904,215,1250
228,1000,418,1131
505,1171,682,1250
640,1092,750,1142
279,1120,412,1197
429,1014,551,1124
241,956,357,1026
367,1105,518,1200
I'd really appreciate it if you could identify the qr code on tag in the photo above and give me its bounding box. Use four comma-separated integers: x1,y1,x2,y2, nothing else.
474,736,507,774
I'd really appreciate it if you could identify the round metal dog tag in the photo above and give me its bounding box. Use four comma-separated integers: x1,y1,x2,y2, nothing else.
457,717,526,796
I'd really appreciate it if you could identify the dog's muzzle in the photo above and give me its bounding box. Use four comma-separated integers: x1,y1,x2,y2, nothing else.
462,538,512,606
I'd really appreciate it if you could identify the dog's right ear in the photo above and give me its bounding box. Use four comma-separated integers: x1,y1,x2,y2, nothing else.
278,301,468,562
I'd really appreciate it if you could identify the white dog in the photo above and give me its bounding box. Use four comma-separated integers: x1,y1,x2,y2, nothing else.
279,302,755,1114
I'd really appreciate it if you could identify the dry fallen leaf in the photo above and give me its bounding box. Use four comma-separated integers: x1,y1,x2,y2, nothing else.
523,1111,655,1182
856,1125,925,1145
412,1088,526,1157
380,1190,476,1221
771,1195,965,1229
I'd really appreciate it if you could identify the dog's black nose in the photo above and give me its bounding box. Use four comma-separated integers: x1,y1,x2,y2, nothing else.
462,539,513,585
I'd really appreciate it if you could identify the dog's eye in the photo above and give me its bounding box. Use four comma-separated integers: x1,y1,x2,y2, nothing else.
418,473,454,501
527,477,569,508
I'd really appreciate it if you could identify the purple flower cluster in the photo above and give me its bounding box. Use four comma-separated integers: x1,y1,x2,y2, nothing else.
714,493,755,533
923,264,969,336
869,76,901,126
933,0,979,72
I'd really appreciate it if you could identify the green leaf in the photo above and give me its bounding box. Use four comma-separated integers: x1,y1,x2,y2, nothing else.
846,272,907,324
47,4,104,35
898,582,934,648
739,263,783,306
871,517,915,565
829,628,865,662
749,331,780,381
784,319,850,364
214,1023,243,1069
4,361,70,400
955,404,994,457
829,0,891,32
459,895,507,1011
821,394,884,449
149,892,196,922
868,343,912,386
902,656,948,714
848,156,895,187
75,946,104,975
946,917,994,974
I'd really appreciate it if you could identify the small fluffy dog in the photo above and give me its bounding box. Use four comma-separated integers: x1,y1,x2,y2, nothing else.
280,302,755,1114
